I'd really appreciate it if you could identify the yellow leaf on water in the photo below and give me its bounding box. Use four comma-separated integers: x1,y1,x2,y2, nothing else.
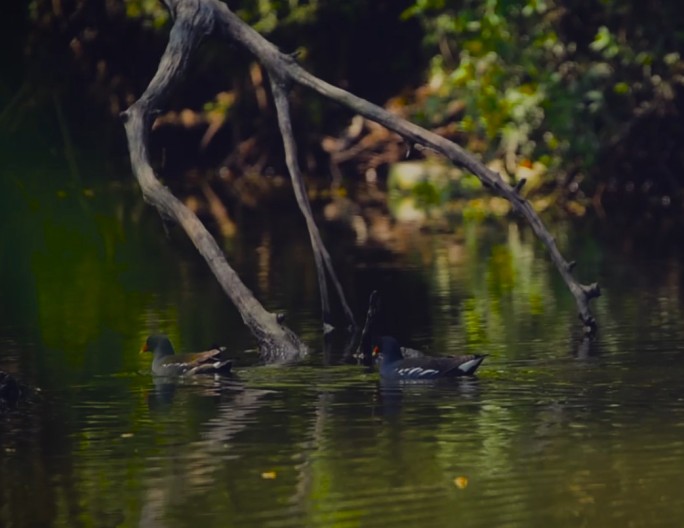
261,471,277,480
453,476,469,489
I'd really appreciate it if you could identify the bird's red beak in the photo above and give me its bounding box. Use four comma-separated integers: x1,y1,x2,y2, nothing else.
372,345,380,357
140,342,149,354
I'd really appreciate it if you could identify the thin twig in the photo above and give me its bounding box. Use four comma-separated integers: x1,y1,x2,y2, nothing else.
270,79,357,331
270,78,333,329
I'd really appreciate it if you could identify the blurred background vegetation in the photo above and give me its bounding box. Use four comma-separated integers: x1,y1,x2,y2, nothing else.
2,0,683,233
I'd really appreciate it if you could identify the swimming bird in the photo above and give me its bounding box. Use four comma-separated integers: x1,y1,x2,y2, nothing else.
373,336,485,381
141,335,232,377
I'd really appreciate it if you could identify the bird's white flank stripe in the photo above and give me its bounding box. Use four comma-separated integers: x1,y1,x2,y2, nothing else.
397,367,439,377
458,358,481,373
398,368,421,376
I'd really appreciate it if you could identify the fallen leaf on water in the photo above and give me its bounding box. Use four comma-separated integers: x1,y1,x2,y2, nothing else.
453,476,469,489
261,471,277,480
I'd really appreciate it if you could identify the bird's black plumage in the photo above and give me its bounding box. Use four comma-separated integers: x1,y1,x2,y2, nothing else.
373,336,485,381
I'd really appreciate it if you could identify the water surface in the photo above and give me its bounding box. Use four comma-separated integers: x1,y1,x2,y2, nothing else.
1,172,684,527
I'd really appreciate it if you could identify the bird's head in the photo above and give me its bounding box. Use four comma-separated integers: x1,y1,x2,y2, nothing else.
141,335,175,357
372,336,403,363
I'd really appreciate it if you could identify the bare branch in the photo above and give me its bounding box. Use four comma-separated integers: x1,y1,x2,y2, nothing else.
269,78,356,331
208,1,601,333
122,0,308,363
129,0,600,338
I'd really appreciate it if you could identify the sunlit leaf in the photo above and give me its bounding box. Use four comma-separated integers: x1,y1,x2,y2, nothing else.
454,476,469,489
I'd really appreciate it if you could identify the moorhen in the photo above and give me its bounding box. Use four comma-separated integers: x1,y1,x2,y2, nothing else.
373,336,485,381
141,335,232,377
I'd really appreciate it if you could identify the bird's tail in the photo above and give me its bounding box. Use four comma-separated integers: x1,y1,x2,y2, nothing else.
457,355,486,375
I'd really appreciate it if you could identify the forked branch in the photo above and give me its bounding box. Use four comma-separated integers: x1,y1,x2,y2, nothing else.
121,0,308,363
210,0,601,332
127,0,600,338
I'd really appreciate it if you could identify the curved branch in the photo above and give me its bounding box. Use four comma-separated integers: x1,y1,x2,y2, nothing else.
122,0,308,363
286,66,601,330
133,0,600,335
208,1,601,333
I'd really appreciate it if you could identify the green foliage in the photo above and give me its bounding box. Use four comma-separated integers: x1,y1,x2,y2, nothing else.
404,1,556,165
404,0,684,184
124,0,170,28
235,0,322,34
412,179,444,209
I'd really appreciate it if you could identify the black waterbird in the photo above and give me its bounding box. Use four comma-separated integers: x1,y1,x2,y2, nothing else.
373,336,485,381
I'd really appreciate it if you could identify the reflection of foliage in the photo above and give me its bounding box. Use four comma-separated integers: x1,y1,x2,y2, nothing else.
403,0,684,191
392,219,568,357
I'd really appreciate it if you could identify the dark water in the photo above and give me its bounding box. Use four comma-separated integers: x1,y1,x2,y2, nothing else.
1,171,684,528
